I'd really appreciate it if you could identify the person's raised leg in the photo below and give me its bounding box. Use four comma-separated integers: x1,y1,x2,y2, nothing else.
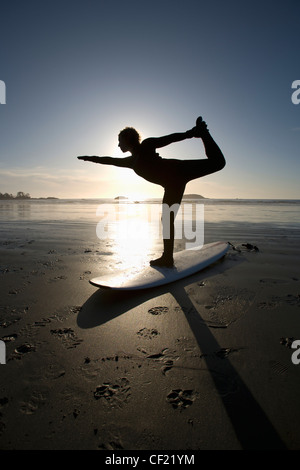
184,117,226,181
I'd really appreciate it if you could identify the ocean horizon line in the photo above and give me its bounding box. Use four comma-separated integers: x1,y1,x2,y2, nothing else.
5,197,299,202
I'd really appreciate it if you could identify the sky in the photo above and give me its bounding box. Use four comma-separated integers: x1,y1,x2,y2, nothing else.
0,0,299,200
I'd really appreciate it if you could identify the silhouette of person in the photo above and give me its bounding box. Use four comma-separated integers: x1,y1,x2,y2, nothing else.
78,117,226,267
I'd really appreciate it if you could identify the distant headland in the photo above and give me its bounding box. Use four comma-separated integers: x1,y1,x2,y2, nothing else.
0,192,59,200
182,194,206,200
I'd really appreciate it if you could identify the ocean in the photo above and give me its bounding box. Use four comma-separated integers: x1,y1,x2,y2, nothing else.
1,198,299,267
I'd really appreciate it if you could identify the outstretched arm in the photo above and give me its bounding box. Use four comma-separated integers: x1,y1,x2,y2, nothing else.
143,130,193,150
77,156,134,168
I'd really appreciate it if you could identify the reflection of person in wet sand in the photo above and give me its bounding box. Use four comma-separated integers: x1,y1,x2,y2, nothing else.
78,117,226,267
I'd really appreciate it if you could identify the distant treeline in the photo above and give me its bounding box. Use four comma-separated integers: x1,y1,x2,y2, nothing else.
0,191,31,200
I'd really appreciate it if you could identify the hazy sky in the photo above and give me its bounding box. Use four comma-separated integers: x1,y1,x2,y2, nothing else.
0,0,299,199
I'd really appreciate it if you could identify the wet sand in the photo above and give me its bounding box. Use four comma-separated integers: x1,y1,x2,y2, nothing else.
1,228,300,450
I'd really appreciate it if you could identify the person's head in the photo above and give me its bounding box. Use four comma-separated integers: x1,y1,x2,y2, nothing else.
118,127,141,152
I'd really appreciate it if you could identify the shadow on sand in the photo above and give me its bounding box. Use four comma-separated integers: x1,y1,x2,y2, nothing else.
77,255,286,450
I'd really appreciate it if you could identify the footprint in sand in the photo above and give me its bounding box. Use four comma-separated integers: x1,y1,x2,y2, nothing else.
138,347,179,375
79,270,91,280
148,306,169,316
11,343,36,360
166,389,196,410
50,328,83,349
136,328,159,340
93,378,130,408
19,390,48,415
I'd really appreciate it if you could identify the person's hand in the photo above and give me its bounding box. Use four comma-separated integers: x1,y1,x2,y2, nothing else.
77,156,96,162
190,119,208,138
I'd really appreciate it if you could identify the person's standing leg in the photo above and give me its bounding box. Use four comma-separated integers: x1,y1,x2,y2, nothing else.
150,183,186,267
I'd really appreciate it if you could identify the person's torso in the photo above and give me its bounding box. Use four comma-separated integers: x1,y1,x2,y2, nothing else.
132,140,166,185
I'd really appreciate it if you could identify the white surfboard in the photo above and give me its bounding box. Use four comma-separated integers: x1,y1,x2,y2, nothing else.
89,241,229,291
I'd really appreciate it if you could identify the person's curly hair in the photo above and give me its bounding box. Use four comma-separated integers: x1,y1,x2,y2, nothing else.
118,127,141,145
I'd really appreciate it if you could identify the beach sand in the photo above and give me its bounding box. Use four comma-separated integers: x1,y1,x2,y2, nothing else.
1,225,300,450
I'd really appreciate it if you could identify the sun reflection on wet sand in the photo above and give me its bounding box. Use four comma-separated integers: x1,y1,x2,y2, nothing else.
107,202,160,270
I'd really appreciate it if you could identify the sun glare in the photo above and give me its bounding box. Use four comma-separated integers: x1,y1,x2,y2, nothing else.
114,226,150,270
109,202,158,270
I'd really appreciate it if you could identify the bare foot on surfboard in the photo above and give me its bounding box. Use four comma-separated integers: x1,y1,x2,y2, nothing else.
150,255,174,268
